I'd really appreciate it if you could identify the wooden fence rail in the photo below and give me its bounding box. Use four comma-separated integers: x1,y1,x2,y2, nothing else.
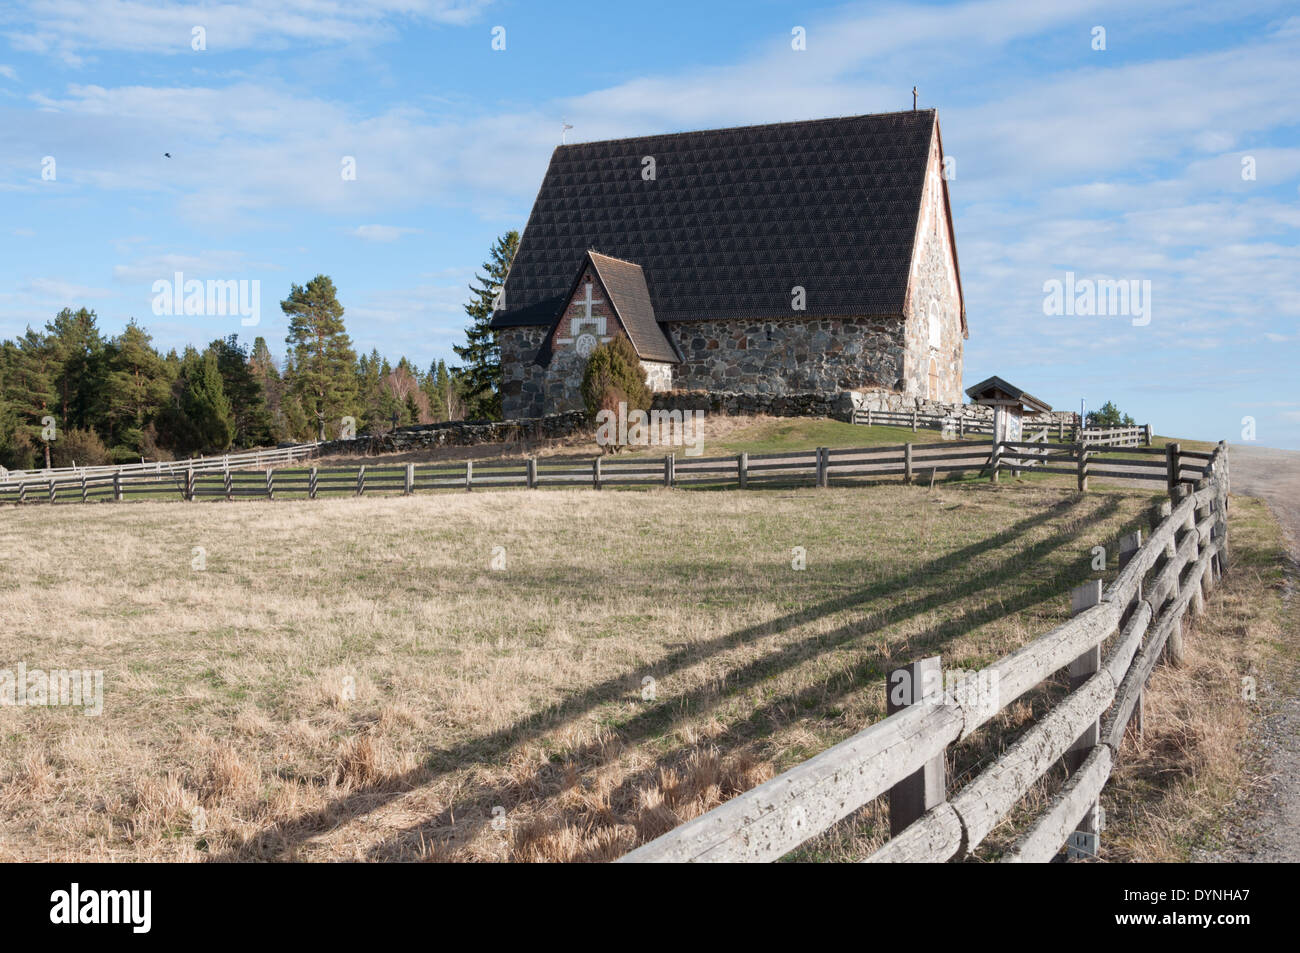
2,435,1218,506
0,440,324,484
851,409,1151,448
619,442,1230,863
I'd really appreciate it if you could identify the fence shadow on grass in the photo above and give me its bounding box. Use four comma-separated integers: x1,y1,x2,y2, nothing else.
210,490,1127,862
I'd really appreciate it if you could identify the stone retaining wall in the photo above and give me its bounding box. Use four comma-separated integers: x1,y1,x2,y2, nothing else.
317,411,589,456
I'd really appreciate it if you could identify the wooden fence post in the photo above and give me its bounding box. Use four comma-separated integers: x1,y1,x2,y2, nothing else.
666,453,675,488
1066,579,1103,854
904,443,913,484
886,656,945,836
266,468,275,501
113,471,122,502
593,456,602,490
1117,531,1144,739
866,408,873,427
912,410,918,432
1144,424,1152,447
527,457,537,489
738,452,748,489
308,467,318,500
1165,442,1181,492
465,460,472,492
959,416,965,439
1076,442,1088,493
1165,486,1190,667
816,447,828,488
989,441,1001,484
1188,481,1207,618
404,462,415,495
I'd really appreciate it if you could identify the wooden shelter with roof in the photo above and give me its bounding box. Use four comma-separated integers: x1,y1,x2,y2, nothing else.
965,375,1052,445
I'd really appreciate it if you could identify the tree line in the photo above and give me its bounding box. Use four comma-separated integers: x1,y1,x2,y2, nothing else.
0,232,518,471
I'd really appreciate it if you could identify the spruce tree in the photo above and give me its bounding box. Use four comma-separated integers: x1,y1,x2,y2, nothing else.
453,230,518,420
4,330,59,467
211,336,273,448
179,349,235,453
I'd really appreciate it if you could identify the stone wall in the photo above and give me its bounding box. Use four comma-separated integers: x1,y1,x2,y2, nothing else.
499,325,548,420
845,389,1079,428
317,411,588,455
652,389,843,418
653,387,1080,429
642,360,673,392
670,315,905,396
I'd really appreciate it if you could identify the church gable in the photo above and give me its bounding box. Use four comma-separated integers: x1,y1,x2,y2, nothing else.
534,254,678,414
539,251,678,367
548,264,620,363
902,116,965,404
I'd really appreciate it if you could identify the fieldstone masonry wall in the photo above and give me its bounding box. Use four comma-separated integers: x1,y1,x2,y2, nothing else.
317,411,588,455
902,132,963,403
845,389,1078,429
499,325,548,420
672,315,905,396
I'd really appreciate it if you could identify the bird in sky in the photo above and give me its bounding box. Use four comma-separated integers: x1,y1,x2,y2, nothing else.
163,152,171,158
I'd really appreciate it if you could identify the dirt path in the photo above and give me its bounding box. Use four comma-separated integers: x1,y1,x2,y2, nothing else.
1205,445,1300,862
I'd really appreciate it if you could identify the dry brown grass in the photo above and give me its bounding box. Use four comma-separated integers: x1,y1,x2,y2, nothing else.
0,477,1230,861
1099,495,1292,861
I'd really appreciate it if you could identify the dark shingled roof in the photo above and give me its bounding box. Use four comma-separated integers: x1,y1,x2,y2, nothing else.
492,109,949,330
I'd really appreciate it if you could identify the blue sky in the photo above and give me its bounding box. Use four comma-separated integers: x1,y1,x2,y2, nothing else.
1,0,1297,446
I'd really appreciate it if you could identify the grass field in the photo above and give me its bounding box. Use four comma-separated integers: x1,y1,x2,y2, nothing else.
0,417,1269,863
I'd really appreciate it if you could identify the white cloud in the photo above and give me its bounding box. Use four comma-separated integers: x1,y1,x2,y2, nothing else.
5,1,494,59
19,276,113,300
352,224,422,243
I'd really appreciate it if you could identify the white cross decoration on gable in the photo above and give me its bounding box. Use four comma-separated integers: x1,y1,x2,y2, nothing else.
555,280,612,357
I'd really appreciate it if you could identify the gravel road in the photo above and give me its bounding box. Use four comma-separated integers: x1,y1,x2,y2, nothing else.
1204,444,1300,862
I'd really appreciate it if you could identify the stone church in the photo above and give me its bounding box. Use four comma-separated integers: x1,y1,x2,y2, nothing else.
491,108,966,420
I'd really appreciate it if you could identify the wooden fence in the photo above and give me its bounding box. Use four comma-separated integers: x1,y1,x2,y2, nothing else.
618,441,1231,862
0,440,323,484
852,408,1150,448
0,437,1213,505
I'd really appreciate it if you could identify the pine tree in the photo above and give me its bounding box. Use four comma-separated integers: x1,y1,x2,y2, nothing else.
101,321,171,455
44,307,105,433
453,230,518,420
282,275,358,440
